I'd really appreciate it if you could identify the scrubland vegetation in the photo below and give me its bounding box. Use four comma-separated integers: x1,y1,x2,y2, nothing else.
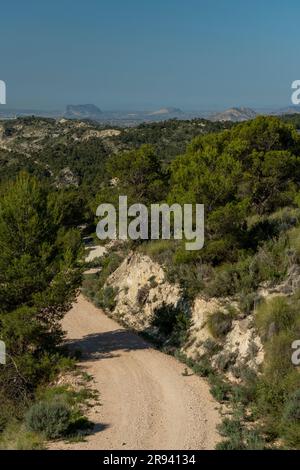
1,114,300,448
89,116,300,448
0,173,90,448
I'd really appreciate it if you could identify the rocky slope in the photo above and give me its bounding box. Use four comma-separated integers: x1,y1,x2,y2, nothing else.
102,252,267,379
0,117,119,154
99,247,300,385
106,252,182,331
0,116,122,185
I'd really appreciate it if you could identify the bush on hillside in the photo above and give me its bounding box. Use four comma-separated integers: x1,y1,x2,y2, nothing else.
151,303,190,347
207,310,233,340
25,400,72,439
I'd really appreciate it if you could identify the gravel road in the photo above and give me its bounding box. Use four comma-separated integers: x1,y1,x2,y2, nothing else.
51,295,220,450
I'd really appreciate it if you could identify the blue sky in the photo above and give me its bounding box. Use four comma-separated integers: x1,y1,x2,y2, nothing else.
0,0,299,110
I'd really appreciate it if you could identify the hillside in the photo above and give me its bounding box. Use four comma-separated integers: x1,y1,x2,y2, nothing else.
0,116,231,186
81,115,300,449
2,114,300,450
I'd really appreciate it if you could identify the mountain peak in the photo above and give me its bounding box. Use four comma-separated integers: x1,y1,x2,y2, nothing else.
210,107,257,122
147,107,183,116
65,104,103,120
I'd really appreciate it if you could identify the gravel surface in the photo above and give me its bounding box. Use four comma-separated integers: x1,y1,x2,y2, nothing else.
50,295,220,450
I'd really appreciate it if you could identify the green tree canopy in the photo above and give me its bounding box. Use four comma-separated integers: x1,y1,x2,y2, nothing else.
169,117,300,214
106,144,168,204
0,173,82,418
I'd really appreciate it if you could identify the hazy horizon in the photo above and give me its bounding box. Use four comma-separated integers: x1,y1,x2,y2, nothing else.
0,103,297,114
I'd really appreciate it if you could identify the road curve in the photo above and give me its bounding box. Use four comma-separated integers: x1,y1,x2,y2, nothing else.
51,295,220,450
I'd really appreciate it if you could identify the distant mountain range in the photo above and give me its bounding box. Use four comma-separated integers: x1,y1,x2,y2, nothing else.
0,108,60,119
2,104,300,125
270,106,300,116
65,104,103,120
209,107,257,122
209,105,300,122
147,107,183,116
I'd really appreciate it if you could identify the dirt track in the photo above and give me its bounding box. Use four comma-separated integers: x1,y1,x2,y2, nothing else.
51,295,220,450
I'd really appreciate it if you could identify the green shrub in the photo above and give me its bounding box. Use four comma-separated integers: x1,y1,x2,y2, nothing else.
25,400,72,439
218,417,243,437
81,273,99,301
97,286,118,311
243,429,266,450
214,351,238,372
282,389,300,422
82,252,124,309
288,226,300,260
216,418,245,450
151,303,190,348
281,422,300,447
217,417,266,450
209,374,232,402
102,252,123,274
207,310,233,340
0,421,45,450
205,234,290,298
202,338,222,356
88,252,124,293
205,263,242,297
280,390,300,446
255,297,297,339
250,237,289,285
257,333,300,409
173,246,199,265
0,393,25,433
216,439,244,450
231,383,257,406
239,291,257,315
254,318,300,445
140,239,175,259
166,262,205,299
230,367,258,404
191,357,213,377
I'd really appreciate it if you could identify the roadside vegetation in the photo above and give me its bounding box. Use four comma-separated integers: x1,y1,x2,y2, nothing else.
2,114,300,448
90,115,300,448
0,173,92,448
